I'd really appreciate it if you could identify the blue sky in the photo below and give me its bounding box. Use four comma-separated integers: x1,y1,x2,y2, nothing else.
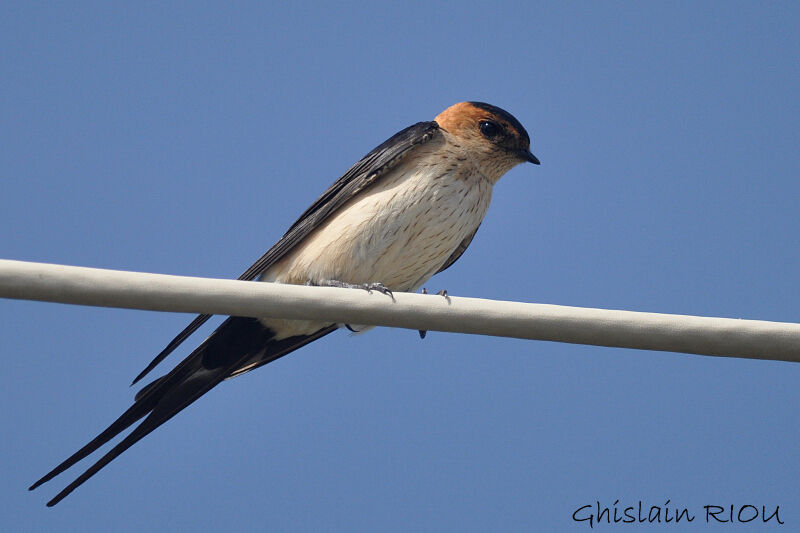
2,2,798,531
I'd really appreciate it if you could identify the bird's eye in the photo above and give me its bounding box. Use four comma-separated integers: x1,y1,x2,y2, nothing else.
479,120,502,139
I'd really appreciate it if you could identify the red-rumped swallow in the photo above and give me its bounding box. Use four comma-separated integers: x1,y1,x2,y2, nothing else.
30,101,539,505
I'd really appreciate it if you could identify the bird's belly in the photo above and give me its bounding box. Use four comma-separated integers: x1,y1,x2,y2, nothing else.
259,166,491,337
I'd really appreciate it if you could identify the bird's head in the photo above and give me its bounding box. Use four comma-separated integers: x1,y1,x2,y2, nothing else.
435,101,539,183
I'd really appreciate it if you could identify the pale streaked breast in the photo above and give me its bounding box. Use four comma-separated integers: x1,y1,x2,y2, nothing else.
259,146,493,337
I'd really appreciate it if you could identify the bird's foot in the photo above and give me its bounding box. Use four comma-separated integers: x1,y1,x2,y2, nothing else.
314,279,394,300
418,288,449,339
314,279,394,332
363,282,395,300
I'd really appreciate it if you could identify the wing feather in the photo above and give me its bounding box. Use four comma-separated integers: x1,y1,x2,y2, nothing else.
435,223,482,275
131,121,441,384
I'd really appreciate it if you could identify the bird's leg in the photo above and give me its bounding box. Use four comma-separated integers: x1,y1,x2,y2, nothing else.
363,282,395,300
311,279,395,332
419,287,428,339
314,279,394,301
418,288,449,339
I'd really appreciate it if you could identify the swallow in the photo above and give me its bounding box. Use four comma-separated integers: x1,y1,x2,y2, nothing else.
30,101,539,506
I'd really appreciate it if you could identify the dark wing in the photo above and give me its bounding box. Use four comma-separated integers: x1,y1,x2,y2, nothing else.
31,318,338,506
435,223,482,274
131,121,441,385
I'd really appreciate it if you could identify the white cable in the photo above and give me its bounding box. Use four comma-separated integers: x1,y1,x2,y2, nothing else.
1,259,798,363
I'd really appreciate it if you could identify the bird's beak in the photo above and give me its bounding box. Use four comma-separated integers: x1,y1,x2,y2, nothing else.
518,149,540,165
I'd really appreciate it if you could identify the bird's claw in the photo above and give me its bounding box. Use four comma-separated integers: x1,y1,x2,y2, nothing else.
316,279,394,301
363,282,394,301
344,282,393,332
418,288,449,338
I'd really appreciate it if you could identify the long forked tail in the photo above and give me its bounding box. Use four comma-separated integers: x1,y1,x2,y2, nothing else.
30,317,336,506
